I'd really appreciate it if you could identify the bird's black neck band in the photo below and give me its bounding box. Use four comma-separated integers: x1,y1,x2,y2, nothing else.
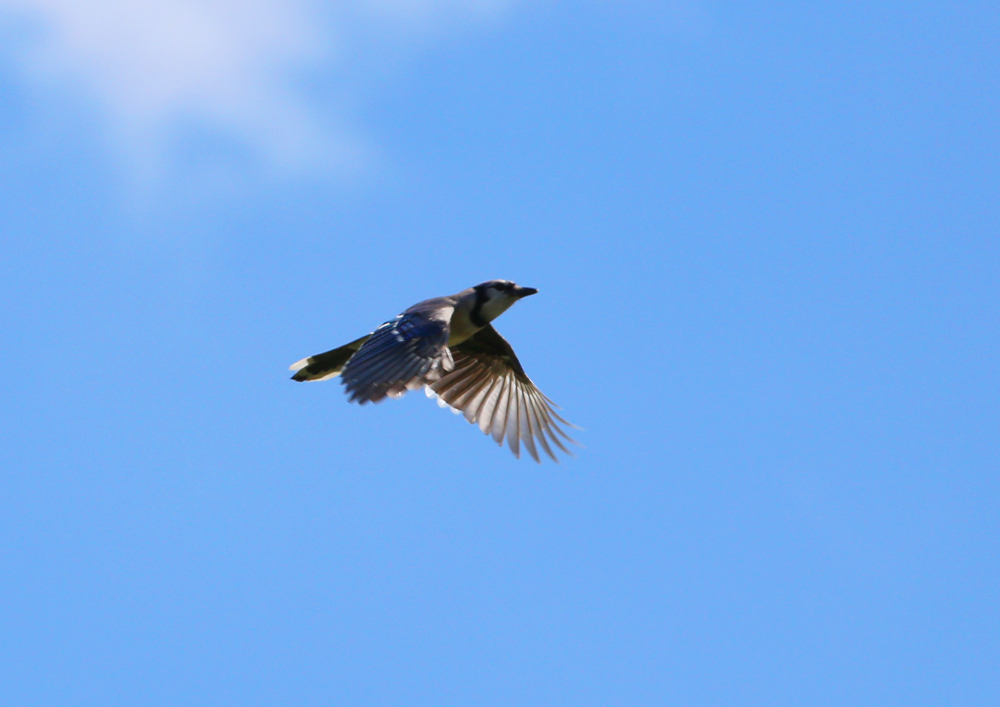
469,286,488,328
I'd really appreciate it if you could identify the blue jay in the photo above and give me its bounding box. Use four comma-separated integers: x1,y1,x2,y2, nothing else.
290,280,576,462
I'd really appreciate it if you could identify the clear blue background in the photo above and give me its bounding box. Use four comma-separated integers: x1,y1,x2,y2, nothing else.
2,2,998,705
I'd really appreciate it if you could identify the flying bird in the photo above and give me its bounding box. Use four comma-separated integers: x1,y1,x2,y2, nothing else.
289,280,577,462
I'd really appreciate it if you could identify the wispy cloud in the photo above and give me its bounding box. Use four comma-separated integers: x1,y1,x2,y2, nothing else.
0,0,515,179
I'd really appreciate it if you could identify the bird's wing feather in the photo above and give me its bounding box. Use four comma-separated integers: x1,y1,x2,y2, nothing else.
341,306,454,404
427,324,576,462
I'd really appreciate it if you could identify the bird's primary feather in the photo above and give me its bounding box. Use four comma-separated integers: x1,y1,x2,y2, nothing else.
427,325,576,462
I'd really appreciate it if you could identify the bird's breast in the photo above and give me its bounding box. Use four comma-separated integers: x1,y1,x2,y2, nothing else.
447,309,482,346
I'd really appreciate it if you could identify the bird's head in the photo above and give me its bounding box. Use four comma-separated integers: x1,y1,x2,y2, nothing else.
471,280,538,323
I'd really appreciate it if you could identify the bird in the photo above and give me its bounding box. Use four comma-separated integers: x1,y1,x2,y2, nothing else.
289,280,577,462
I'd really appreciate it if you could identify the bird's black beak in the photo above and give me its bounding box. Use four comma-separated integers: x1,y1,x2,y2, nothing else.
516,286,539,298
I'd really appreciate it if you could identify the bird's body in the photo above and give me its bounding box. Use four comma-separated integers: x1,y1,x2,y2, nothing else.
290,280,576,462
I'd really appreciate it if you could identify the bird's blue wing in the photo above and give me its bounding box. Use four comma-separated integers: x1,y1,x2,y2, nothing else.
341,309,453,404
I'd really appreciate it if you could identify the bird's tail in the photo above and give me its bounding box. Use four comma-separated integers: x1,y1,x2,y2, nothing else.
289,334,371,382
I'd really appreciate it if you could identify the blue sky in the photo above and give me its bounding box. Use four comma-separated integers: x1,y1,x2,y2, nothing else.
1,2,998,705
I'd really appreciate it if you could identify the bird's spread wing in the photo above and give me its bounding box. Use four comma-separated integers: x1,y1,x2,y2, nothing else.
426,324,576,462
341,306,455,404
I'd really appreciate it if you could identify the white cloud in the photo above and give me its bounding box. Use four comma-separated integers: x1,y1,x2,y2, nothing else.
0,0,515,179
